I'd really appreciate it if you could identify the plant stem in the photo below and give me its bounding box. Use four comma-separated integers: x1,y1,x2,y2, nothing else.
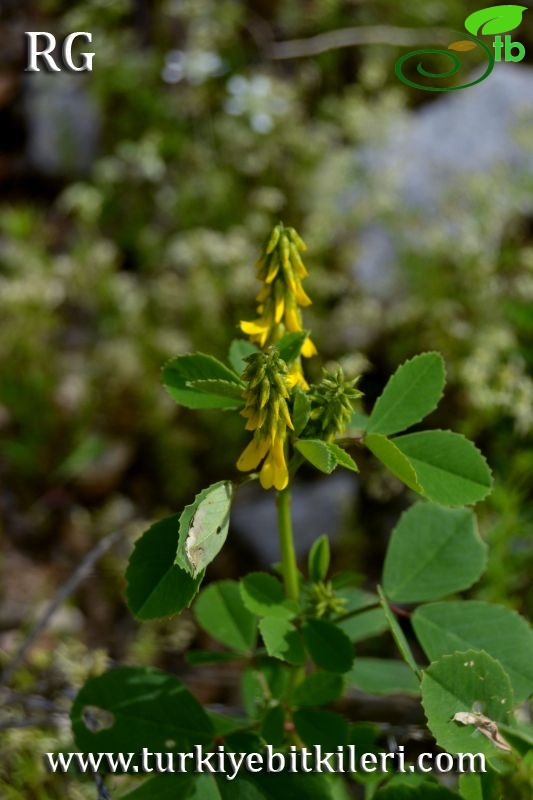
276,486,299,602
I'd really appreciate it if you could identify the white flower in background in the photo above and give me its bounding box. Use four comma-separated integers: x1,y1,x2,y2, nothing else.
224,74,291,134
162,49,225,85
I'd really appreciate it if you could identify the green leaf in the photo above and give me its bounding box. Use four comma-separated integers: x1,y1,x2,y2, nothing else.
465,5,527,36
327,442,358,472
240,572,297,619
295,439,358,474
176,481,234,578
420,650,514,756
383,503,487,603
120,774,194,799
335,585,379,613
260,705,285,747
308,535,330,583
294,708,349,749
302,619,354,673
229,339,259,374
365,433,422,493
367,353,445,436
459,771,501,800
71,667,214,756
347,658,420,696
413,601,533,703
119,779,186,800
188,379,245,400
125,515,203,620
293,387,311,436
163,353,243,409
393,430,493,506
378,586,421,678
245,772,336,800
295,439,336,473
337,608,388,643
241,664,289,718
189,775,224,800
275,331,308,364
259,617,306,665
374,783,462,799
194,580,257,655
292,672,345,707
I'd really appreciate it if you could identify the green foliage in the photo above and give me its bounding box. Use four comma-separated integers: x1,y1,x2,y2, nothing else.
367,352,445,436
240,573,297,619
125,514,204,620
383,503,487,602
420,650,513,756
274,331,309,364
71,667,214,755
378,587,421,677
295,439,358,474
195,581,257,655
163,353,244,409
292,672,345,707
302,619,354,673
413,601,533,703
347,659,420,696
176,481,234,578
393,431,493,506
308,535,331,582
259,617,306,665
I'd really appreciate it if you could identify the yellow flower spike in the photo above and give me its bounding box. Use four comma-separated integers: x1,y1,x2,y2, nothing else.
237,436,270,471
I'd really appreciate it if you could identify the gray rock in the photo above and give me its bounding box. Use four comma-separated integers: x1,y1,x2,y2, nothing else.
23,71,100,176
231,472,358,565
352,63,533,298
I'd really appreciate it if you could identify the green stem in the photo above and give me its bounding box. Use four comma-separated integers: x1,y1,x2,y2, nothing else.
276,486,299,603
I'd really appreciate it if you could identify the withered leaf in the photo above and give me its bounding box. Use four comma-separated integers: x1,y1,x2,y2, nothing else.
448,41,478,51
453,711,512,752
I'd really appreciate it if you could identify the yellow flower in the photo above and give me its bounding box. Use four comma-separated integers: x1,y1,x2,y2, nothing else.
259,436,289,491
236,349,293,491
239,223,317,385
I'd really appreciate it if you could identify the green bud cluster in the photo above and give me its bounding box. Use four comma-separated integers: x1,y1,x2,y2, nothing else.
241,349,294,440
306,581,347,619
308,368,362,441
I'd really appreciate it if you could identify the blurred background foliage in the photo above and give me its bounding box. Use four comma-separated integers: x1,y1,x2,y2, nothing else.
0,1,532,797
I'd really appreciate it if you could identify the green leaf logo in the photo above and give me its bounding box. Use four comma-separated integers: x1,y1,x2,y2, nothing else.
465,5,527,36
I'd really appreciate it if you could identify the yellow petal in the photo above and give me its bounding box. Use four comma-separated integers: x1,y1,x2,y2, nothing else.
287,364,309,391
259,455,274,489
265,255,280,284
294,282,312,307
274,293,285,324
271,442,289,490
284,300,302,333
240,319,269,335
301,337,317,358
237,437,269,471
